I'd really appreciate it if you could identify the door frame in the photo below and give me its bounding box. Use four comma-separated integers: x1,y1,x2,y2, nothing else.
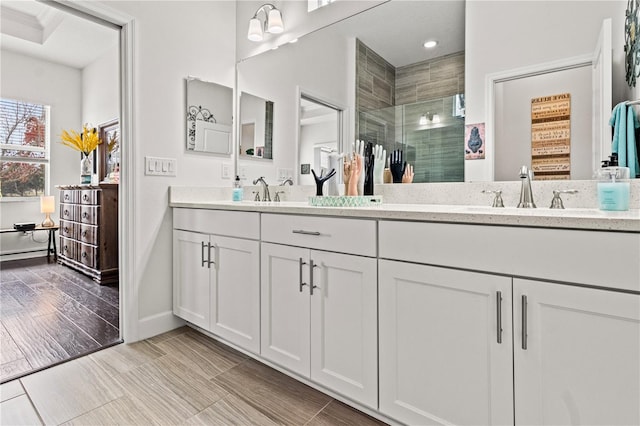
49,0,137,342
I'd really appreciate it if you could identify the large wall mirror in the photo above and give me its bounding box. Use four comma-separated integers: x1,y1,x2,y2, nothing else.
186,77,233,154
236,0,621,183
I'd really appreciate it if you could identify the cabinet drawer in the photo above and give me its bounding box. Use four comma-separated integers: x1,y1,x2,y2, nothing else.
379,221,640,292
79,224,98,245
173,208,259,239
59,220,75,238
60,190,77,204
78,242,98,268
261,214,376,256
79,205,100,225
60,203,78,221
60,236,77,260
80,189,99,205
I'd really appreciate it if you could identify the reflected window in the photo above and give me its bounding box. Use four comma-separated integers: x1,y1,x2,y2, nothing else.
308,0,336,12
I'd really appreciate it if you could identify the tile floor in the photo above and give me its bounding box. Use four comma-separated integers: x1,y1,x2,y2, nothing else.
0,326,388,425
0,257,120,383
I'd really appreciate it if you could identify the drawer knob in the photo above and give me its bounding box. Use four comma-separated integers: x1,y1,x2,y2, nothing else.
83,212,89,219
82,252,87,258
82,230,87,238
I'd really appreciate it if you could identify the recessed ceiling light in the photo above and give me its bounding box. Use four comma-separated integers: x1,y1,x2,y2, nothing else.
423,40,438,49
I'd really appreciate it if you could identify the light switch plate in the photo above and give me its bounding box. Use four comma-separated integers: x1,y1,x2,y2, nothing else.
145,156,177,176
222,163,231,179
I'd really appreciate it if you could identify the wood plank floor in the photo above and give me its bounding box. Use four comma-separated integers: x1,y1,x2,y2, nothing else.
0,256,120,384
0,326,389,425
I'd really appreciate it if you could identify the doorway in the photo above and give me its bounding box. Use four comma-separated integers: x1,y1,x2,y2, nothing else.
0,0,124,383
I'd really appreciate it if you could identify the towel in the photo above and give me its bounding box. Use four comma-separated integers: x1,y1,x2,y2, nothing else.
610,102,640,177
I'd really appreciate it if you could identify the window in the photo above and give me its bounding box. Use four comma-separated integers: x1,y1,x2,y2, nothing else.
0,98,50,198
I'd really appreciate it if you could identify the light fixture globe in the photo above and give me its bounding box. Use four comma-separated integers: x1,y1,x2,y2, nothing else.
432,113,441,123
248,17,264,41
419,114,428,125
267,8,284,33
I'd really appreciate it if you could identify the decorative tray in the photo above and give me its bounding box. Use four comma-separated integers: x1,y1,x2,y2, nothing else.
309,195,383,207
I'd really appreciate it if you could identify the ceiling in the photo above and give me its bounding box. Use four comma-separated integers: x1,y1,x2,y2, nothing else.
332,0,465,68
0,0,119,69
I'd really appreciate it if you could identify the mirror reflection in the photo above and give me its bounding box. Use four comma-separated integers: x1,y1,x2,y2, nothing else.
186,78,233,154
236,0,465,183
298,94,343,185
239,91,274,160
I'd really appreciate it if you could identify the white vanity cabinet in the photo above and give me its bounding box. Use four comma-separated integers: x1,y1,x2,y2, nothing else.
173,209,261,353
513,278,639,426
378,259,514,425
260,214,378,409
379,220,640,425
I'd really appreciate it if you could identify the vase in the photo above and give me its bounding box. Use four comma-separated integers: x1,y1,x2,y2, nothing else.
80,152,93,184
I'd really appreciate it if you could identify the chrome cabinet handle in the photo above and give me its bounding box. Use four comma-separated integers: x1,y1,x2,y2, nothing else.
309,259,320,295
299,258,308,292
201,241,207,268
292,230,321,236
522,295,528,350
496,291,503,344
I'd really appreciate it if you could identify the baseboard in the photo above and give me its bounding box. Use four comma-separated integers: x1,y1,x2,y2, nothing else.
137,310,185,341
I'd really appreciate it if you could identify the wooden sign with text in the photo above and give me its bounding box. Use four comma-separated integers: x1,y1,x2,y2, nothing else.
531,93,571,180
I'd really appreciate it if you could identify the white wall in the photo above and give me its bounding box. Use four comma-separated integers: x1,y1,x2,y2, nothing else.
236,0,384,61
83,45,120,130
0,51,82,258
465,0,626,182
103,0,236,338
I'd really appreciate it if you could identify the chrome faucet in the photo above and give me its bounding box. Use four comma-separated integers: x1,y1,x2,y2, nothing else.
517,165,536,208
280,178,293,186
253,176,271,202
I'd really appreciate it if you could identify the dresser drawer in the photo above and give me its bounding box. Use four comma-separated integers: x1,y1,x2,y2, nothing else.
79,224,98,245
79,205,100,225
78,242,98,268
60,203,78,221
261,214,376,257
173,208,259,239
80,189,99,205
59,220,76,239
61,190,77,204
60,236,77,260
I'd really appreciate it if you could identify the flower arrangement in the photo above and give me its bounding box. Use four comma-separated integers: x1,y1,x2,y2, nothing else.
60,124,102,155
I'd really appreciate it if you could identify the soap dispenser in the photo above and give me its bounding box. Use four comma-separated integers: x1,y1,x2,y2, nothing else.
232,175,244,202
596,156,630,211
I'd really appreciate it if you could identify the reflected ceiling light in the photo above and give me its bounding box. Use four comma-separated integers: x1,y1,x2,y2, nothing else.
423,40,438,49
432,113,440,123
289,38,299,44
419,114,428,125
248,4,285,42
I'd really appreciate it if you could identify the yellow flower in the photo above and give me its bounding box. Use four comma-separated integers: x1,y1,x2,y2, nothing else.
60,124,102,155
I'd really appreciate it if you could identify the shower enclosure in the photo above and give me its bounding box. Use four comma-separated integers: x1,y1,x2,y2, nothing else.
359,95,465,183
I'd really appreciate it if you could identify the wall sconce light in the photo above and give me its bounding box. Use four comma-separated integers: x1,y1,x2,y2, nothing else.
40,196,55,227
248,4,284,42
432,113,440,123
419,114,428,125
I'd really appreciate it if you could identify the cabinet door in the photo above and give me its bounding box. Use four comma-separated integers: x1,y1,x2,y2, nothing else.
310,251,377,409
514,279,640,425
260,242,311,376
379,259,514,425
210,235,260,354
173,230,210,329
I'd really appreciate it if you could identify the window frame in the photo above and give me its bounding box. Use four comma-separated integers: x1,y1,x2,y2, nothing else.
0,98,51,201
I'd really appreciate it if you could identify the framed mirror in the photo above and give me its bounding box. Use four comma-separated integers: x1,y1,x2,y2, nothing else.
239,91,274,159
186,77,233,154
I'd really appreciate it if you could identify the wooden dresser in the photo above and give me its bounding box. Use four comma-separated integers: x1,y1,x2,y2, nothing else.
57,184,118,285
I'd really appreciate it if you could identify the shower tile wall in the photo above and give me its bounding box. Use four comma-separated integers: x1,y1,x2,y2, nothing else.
396,52,465,105
356,41,465,182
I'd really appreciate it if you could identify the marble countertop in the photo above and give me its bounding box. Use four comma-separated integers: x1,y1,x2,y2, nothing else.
169,199,640,232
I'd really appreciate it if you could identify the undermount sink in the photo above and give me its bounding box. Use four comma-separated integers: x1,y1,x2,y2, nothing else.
454,205,607,217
